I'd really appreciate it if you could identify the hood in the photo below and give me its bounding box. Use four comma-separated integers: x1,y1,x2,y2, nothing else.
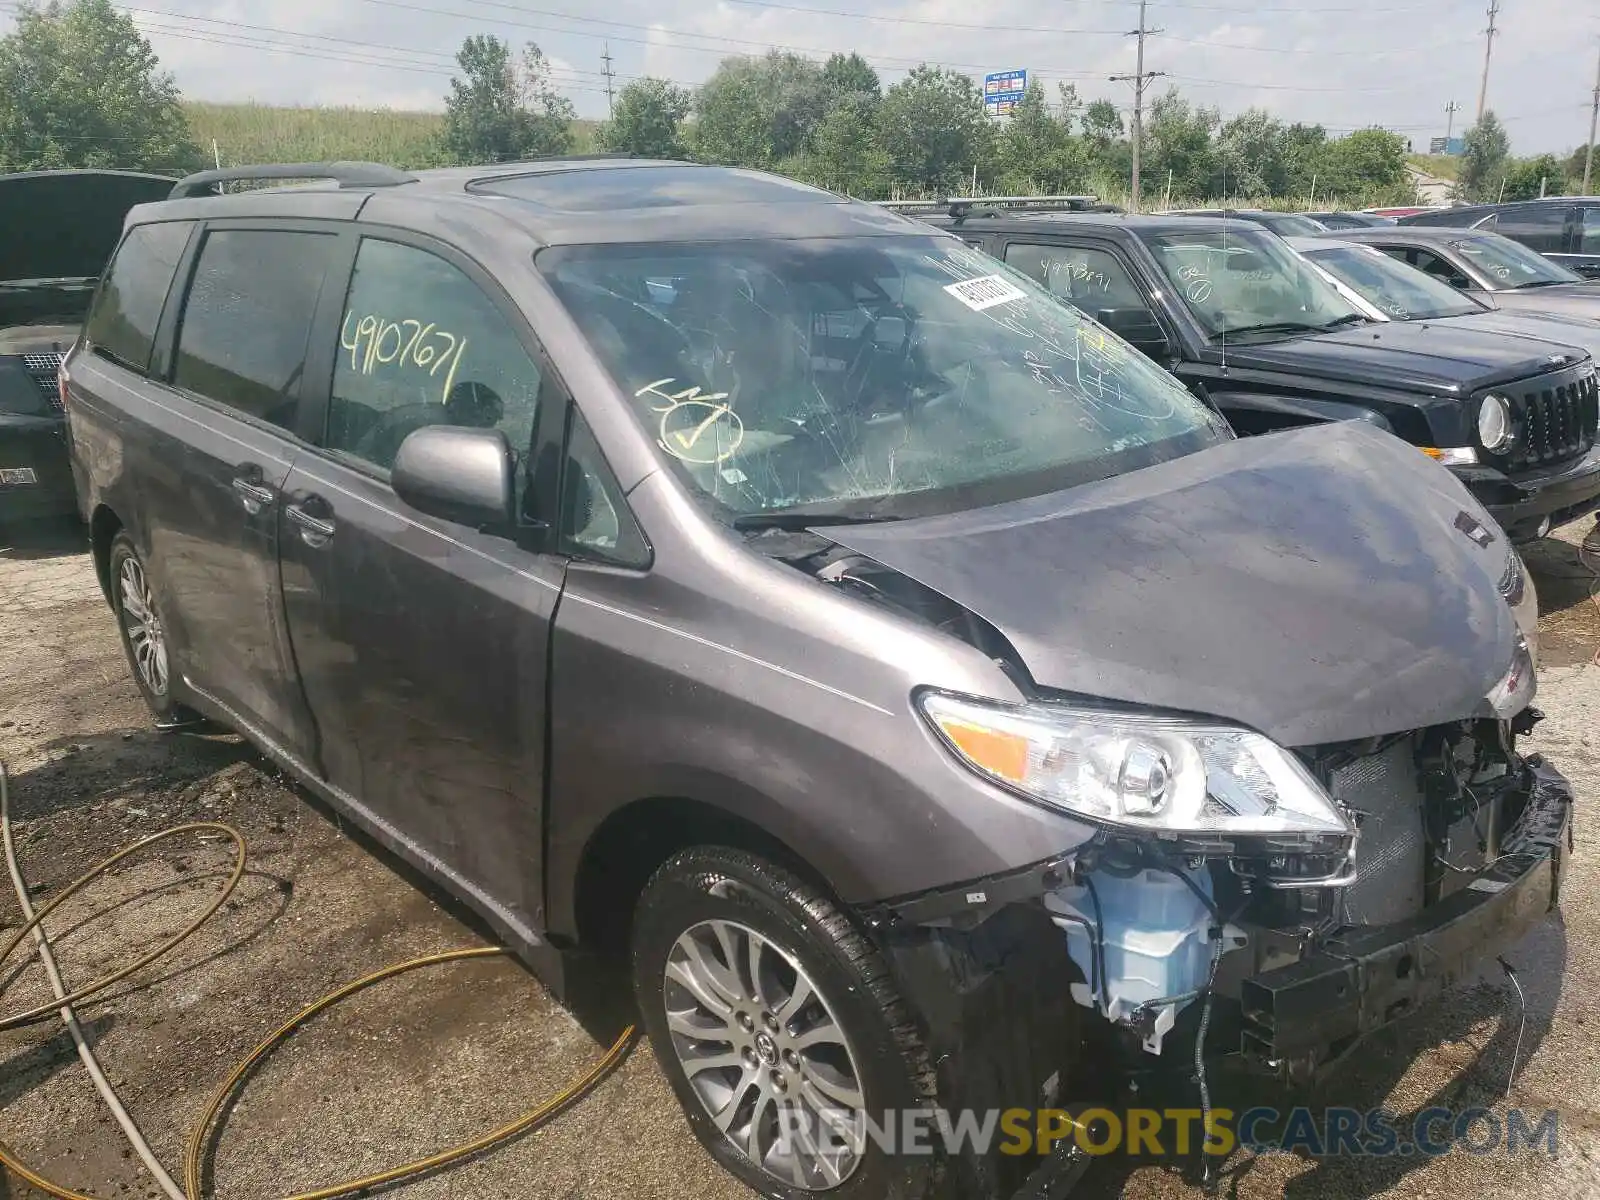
1442,309,1600,365
1488,283,1600,322
1217,319,1583,393
0,170,174,284
826,422,1521,748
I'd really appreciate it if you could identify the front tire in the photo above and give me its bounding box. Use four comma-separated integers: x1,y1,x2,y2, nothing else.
632,848,938,1200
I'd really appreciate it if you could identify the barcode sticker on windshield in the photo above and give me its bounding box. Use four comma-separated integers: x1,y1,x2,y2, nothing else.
943,274,1027,311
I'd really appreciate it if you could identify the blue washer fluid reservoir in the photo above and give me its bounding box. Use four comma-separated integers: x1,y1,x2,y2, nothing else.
1043,863,1219,1055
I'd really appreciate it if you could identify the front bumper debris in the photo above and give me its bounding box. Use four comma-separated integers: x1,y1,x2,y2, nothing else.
1238,758,1571,1081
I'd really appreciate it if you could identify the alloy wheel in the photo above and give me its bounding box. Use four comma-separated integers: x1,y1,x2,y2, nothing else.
118,555,168,697
663,918,866,1190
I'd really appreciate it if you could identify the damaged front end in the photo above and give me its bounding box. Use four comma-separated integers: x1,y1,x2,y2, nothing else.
873,696,1570,1088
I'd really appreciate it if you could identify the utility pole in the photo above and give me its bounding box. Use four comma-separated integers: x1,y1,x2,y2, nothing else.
1110,0,1165,212
1444,99,1460,143
601,42,616,119
1475,0,1499,123
1584,42,1599,195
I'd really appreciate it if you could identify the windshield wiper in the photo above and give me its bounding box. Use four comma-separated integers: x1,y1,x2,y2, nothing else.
1214,320,1325,338
733,506,907,531
1315,313,1370,330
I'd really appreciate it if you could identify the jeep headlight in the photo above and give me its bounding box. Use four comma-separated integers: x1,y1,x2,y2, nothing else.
919,692,1351,836
1478,393,1513,451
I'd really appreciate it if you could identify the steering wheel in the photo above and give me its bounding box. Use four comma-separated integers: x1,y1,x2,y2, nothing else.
351,403,448,467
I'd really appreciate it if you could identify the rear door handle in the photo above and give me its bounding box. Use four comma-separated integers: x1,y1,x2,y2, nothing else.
231,475,276,515
285,500,335,547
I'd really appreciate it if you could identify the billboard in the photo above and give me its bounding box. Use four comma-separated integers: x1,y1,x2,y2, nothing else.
1428,136,1466,156
984,69,1027,117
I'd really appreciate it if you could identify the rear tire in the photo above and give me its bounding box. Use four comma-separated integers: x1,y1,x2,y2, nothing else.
632,847,938,1199
107,531,184,724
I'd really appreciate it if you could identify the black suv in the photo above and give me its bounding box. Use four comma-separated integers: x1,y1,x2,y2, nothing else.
1398,197,1600,278
931,207,1600,541
0,170,175,523
66,160,1568,1200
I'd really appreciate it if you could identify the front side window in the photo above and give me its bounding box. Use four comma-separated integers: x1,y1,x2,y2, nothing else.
86,222,192,374
1306,245,1484,320
1579,207,1600,254
1002,243,1147,313
1392,247,1474,289
1493,204,1567,251
1140,228,1367,340
173,230,334,430
328,239,543,473
1446,233,1581,290
540,235,1228,521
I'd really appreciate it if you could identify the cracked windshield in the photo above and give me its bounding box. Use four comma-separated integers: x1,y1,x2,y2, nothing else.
542,236,1227,519
1143,227,1369,340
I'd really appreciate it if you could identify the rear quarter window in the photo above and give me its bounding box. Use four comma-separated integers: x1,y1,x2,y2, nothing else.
85,222,193,374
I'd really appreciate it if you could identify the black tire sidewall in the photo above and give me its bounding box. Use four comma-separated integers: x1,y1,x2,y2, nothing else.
107,532,178,721
633,848,937,1200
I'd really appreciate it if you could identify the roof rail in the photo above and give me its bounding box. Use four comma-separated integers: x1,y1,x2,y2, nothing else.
879,194,1119,224
169,161,418,199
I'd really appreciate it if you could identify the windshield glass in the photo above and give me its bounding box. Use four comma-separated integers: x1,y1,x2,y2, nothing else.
1306,244,1484,320
540,236,1228,520
1140,227,1367,340
1450,233,1582,289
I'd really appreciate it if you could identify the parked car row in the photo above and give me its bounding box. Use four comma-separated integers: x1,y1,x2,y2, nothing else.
930,203,1600,543
21,157,1571,1200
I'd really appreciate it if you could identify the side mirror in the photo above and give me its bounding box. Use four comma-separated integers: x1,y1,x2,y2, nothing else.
1096,308,1170,358
392,425,515,532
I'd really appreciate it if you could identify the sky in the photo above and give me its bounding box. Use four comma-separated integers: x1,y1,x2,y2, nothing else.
2,0,1596,156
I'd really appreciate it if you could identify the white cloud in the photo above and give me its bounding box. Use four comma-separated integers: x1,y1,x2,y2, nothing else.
0,0,1591,152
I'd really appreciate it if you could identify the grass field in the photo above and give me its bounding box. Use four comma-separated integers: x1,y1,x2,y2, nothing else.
181,102,599,169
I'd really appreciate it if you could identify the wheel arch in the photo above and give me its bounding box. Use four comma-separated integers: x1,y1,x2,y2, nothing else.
89,503,125,604
569,795,836,956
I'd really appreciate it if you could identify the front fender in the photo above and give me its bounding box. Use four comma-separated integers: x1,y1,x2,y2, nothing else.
1208,389,1395,433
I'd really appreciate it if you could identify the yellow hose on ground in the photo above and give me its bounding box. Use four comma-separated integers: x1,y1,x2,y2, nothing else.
0,761,635,1200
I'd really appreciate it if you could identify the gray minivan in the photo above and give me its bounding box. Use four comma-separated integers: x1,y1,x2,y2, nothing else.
66,159,1568,1199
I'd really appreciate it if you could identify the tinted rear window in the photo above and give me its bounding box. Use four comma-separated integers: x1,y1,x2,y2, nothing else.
173,230,335,430
469,165,834,212
85,222,192,373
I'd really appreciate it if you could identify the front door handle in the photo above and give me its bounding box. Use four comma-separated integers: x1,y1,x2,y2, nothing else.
232,475,276,515
285,500,335,547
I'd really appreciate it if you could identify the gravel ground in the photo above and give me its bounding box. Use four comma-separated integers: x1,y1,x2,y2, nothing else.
2,515,1599,1200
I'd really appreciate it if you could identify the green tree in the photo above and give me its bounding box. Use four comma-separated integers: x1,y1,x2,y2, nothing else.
877,65,992,194
1501,153,1566,200
820,52,880,106
1215,108,1288,198
809,93,890,195
0,0,199,173
1280,123,1329,198
599,77,692,159
1319,127,1411,204
995,80,1084,194
692,51,829,167
1144,89,1220,201
442,34,574,165
1456,110,1510,203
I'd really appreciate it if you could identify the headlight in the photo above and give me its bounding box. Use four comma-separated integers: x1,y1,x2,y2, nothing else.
1484,632,1536,719
1478,393,1513,451
919,692,1351,836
